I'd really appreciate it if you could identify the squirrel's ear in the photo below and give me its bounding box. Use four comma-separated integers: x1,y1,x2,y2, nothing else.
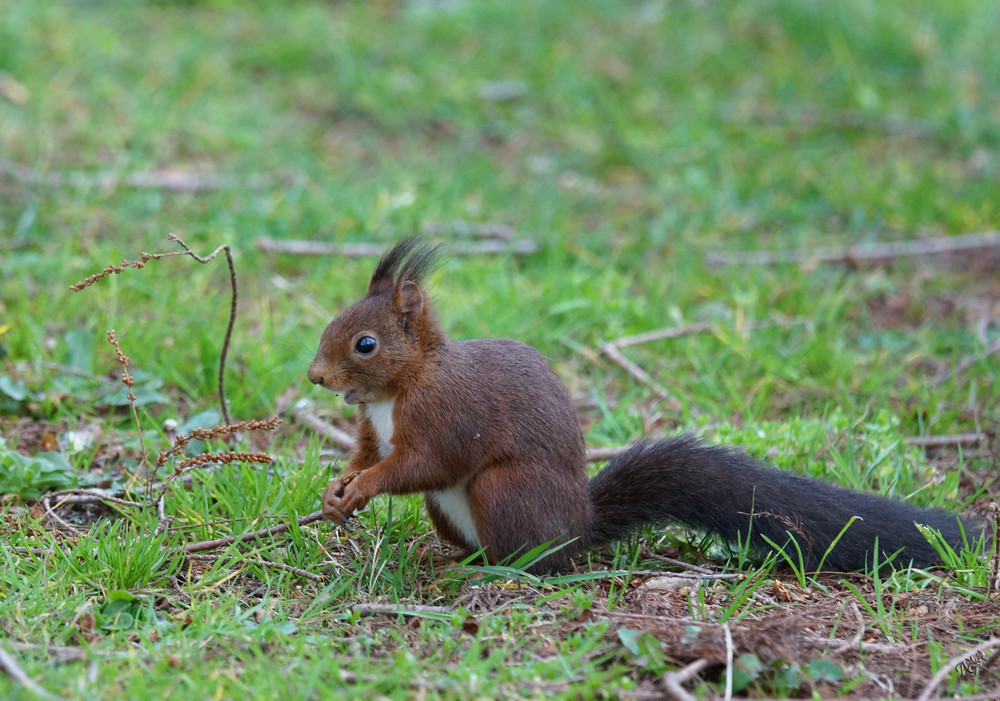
396,280,423,316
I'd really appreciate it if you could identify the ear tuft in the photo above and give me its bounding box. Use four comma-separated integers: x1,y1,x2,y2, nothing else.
368,238,439,297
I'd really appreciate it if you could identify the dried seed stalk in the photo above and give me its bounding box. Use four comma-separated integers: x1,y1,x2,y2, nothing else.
106,330,148,485
71,233,237,424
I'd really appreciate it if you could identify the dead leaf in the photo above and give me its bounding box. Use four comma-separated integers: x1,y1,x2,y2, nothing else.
773,579,796,602
40,431,59,452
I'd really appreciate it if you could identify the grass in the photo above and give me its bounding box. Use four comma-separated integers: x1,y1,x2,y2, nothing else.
2,0,999,697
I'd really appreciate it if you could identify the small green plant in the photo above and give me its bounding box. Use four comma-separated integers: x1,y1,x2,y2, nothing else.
0,439,77,499
96,590,166,633
617,627,668,674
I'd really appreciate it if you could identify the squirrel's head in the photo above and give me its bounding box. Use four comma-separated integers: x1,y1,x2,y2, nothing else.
308,239,443,405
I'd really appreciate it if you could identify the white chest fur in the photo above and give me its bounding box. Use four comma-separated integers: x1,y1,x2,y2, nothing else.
363,400,396,459
363,400,479,547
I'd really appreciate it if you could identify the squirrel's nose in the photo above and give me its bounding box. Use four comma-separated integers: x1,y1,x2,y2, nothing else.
307,365,325,386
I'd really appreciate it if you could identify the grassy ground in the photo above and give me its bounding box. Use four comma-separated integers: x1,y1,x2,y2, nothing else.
2,0,999,698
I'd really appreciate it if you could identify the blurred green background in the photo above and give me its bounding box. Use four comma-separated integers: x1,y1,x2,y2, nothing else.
1,0,998,454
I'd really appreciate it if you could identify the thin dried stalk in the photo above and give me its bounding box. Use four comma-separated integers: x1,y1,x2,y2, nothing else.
71,234,238,424
166,234,237,424
151,417,281,505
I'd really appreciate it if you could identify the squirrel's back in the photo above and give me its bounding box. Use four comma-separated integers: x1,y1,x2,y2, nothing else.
421,338,587,475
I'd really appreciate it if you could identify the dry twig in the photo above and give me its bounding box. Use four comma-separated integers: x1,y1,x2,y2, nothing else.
706,230,1000,268
188,554,323,582
599,343,680,407
585,446,630,463
0,645,62,701
662,658,710,701
355,603,455,616
182,510,324,554
47,489,144,509
904,432,989,447
598,317,808,407
722,623,734,701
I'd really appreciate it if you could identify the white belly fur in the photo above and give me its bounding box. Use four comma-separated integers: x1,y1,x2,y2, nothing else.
363,399,479,547
363,400,395,459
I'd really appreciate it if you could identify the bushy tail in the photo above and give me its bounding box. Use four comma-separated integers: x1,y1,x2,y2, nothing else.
585,435,980,571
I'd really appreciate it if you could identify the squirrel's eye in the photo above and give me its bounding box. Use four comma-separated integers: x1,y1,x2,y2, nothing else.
354,336,377,354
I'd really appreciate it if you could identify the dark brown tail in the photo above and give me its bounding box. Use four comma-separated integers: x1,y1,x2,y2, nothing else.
585,435,980,571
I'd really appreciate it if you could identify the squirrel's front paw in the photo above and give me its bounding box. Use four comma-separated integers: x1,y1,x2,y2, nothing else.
340,471,375,517
321,478,350,524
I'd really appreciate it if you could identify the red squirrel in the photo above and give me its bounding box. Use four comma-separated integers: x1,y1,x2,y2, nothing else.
308,240,982,574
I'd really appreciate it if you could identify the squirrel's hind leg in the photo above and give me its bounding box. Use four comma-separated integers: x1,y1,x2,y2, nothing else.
467,462,590,575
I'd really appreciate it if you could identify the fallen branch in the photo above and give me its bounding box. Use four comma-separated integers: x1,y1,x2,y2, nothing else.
48,489,145,509
0,157,276,192
257,237,539,257
706,231,1000,268
904,432,990,447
